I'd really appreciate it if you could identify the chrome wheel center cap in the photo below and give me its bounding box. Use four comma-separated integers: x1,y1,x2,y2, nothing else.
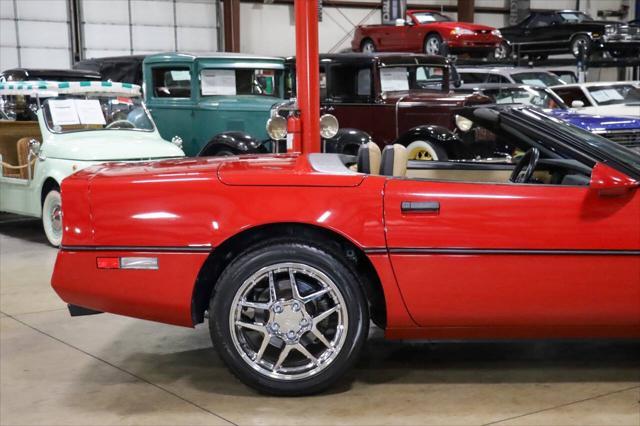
269,301,310,343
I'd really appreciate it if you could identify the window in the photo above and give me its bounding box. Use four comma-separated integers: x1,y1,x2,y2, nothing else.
528,14,555,28
459,72,488,84
380,65,446,92
327,65,372,102
487,74,510,84
511,72,564,87
411,12,451,23
152,67,191,98
200,68,282,97
587,85,640,106
552,87,591,106
558,12,592,23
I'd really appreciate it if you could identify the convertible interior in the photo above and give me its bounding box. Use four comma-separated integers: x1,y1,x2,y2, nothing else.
0,120,41,179
337,109,595,187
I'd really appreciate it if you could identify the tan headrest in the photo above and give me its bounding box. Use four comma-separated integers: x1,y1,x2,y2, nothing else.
380,144,407,177
356,141,381,175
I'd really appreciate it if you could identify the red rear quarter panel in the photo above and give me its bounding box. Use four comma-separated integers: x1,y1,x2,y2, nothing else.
52,155,410,327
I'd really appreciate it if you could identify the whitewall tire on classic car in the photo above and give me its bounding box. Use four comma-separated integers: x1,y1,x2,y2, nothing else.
209,242,369,395
406,140,447,161
424,34,442,55
42,189,62,247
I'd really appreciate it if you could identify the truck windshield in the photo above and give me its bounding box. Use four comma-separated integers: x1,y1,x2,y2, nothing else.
200,68,282,97
43,95,154,133
380,65,446,92
587,84,640,106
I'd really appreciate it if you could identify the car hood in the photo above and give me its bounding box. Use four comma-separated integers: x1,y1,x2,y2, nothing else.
44,130,185,161
198,95,281,112
385,91,489,106
422,21,495,31
548,109,640,131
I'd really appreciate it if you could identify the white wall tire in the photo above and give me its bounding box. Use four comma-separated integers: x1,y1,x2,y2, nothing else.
42,189,62,247
406,140,446,161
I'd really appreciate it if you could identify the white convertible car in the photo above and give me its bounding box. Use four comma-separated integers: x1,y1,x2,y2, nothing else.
551,81,640,117
0,81,184,246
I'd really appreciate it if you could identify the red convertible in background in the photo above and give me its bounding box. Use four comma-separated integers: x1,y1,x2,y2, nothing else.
352,9,505,58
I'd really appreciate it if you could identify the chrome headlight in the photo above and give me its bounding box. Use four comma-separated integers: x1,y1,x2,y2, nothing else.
171,136,183,149
319,114,339,139
491,29,501,37
455,115,473,132
451,27,475,36
605,24,617,36
266,116,288,140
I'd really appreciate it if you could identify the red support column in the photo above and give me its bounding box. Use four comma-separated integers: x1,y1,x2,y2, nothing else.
294,0,320,153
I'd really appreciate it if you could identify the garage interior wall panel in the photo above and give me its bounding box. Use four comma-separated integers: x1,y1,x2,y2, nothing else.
1,0,71,70
80,0,218,60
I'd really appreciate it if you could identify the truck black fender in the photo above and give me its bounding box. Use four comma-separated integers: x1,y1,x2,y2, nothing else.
323,128,371,155
395,125,459,161
198,131,268,157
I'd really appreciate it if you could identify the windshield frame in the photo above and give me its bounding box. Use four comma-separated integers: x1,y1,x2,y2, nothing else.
511,71,564,87
42,95,156,135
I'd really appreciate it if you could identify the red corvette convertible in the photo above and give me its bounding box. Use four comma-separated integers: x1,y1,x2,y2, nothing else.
352,9,505,58
52,105,640,395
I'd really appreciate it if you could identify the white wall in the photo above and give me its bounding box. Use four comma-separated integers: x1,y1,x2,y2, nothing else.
80,0,218,59
0,0,71,70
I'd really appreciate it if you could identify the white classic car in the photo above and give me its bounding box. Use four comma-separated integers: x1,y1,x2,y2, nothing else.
551,82,640,117
0,81,184,246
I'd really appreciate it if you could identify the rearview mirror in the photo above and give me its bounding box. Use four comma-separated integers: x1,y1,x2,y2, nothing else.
590,163,639,196
395,18,405,26
571,100,584,108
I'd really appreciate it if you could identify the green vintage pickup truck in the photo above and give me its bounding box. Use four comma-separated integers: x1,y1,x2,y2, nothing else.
75,52,369,157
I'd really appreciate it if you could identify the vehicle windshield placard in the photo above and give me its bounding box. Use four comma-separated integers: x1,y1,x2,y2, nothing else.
201,69,237,96
380,67,409,92
48,99,107,126
48,100,81,125
590,88,625,103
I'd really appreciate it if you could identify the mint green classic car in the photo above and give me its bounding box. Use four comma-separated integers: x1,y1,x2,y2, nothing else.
143,53,288,156
0,81,184,246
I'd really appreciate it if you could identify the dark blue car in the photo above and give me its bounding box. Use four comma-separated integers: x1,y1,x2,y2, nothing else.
457,83,640,153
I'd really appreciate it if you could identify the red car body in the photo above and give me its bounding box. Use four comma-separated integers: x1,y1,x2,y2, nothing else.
52,151,640,340
352,10,503,56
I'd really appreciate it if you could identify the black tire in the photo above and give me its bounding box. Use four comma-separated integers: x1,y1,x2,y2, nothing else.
209,241,369,396
424,33,443,55
361,39,376,54
570,35,591,58
494,42,510,60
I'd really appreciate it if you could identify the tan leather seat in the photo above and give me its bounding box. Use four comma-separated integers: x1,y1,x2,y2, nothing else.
380,144,408,177
356,142,381,175
0,121,41,178
16,137,37,179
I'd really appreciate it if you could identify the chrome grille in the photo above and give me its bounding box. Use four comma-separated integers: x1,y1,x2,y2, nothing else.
602,130,640,151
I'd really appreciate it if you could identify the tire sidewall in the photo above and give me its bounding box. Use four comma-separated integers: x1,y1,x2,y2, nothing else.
42,189,62,247
209,243,368,395
424,34,442,55
361,39,375,53
571,35,591,57
406,140,447,161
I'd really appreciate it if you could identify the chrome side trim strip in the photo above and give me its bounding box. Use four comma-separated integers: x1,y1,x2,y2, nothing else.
61,245,213,253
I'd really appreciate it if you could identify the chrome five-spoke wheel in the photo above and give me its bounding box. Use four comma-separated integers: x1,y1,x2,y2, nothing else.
209,242,368,395
230,263,348,380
